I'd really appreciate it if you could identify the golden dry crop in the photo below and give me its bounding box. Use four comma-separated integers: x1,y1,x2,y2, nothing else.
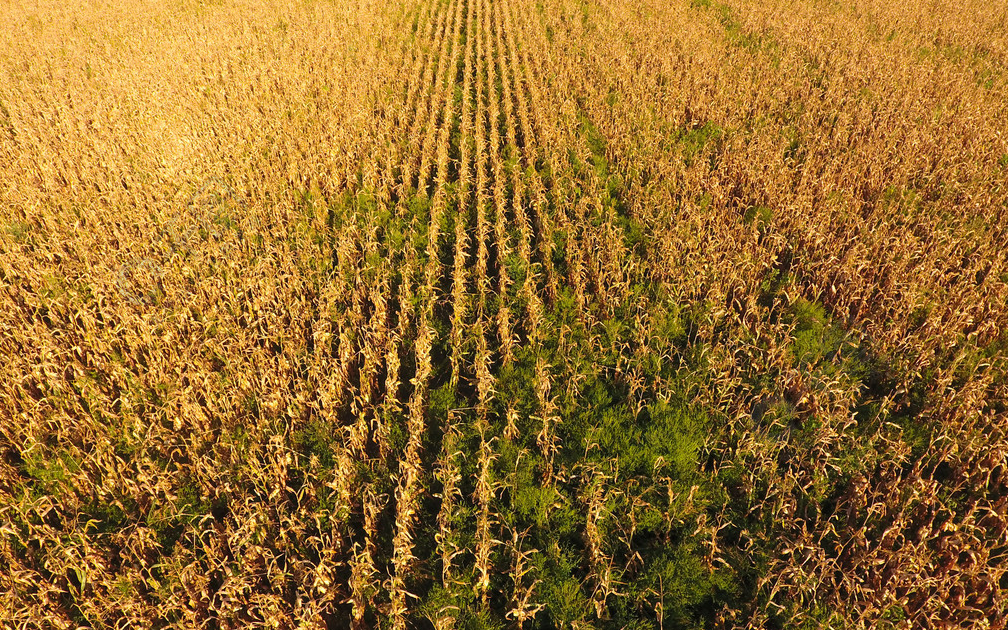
2,0,1007,627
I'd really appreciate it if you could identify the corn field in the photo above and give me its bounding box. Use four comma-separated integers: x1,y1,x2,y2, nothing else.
2,0,1008,627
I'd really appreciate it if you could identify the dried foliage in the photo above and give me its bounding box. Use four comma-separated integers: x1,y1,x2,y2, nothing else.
1,0,1007,627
